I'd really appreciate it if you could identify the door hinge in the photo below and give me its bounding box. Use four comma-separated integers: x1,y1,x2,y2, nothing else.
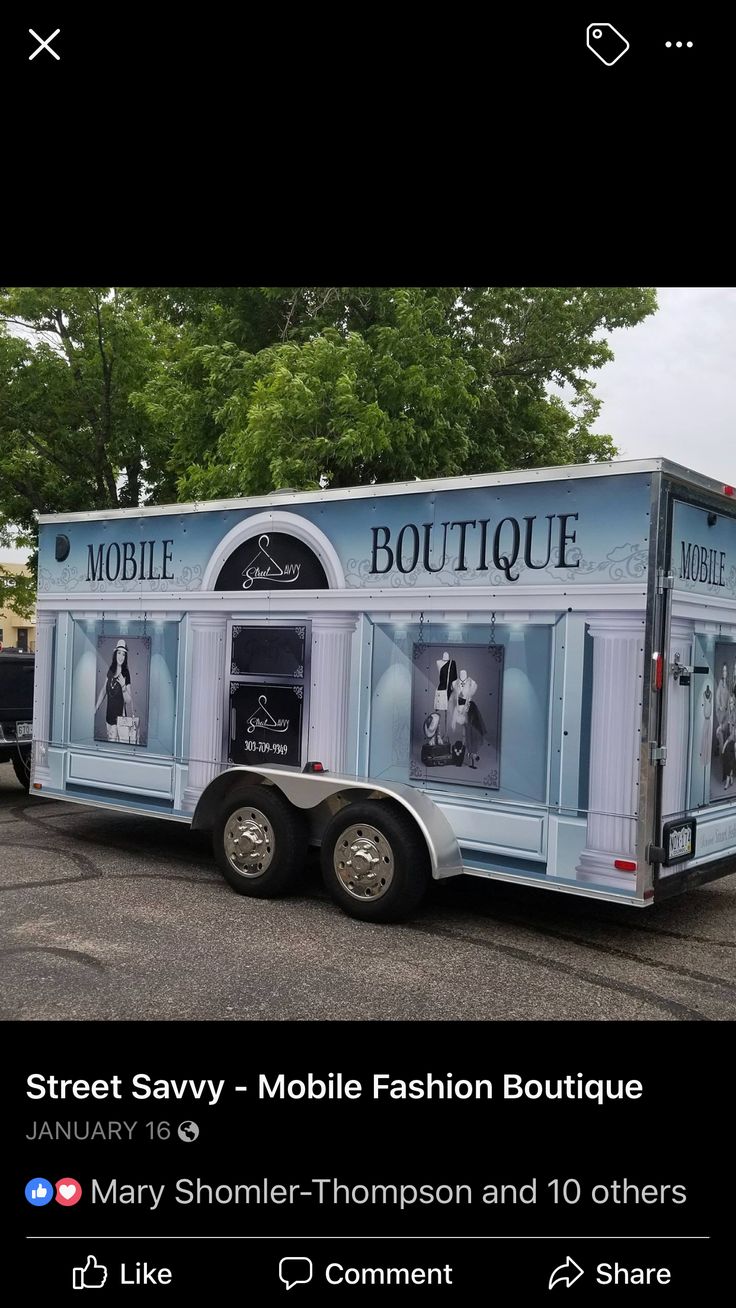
657,569,675,593
650,743,667,764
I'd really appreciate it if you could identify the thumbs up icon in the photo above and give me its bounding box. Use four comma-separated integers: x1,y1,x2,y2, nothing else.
25,1177,54,1206
72,1256,108,1290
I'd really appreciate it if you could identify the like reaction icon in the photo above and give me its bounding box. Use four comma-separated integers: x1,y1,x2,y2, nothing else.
25,1177,54,1206
72,1256,108,1290
56,1177,83,1206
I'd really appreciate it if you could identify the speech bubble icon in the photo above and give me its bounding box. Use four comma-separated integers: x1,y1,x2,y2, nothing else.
279,1257,313,1291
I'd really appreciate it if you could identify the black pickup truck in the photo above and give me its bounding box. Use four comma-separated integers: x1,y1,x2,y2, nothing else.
0,652,34,790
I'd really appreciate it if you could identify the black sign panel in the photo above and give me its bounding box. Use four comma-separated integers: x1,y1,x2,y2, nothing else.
215,533,328,592
229,683,304,767
662,817,697,866
231,625,306,678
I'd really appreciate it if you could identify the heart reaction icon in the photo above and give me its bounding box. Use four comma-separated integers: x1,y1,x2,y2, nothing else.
55,1177,83,1206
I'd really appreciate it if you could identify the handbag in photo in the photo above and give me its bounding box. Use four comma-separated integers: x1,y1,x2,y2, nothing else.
421,742,453,767
117,715,140,745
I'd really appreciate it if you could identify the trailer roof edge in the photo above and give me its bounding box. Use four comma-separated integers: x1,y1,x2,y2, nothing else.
35,457,726,524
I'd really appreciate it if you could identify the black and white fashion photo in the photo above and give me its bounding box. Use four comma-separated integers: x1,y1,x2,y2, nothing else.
94,636,151,746
411,642,503,789
709,641,736,801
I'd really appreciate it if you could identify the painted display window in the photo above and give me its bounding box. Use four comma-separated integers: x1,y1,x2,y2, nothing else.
368,619,552,804
70,618,179,755
688,632,736,809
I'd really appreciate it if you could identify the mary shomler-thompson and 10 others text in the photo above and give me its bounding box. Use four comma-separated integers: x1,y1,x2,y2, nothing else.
88,1176,688,1211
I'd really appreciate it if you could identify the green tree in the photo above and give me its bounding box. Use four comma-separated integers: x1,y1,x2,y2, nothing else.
0,287,168,550
0,287,658,560
137,286,657,498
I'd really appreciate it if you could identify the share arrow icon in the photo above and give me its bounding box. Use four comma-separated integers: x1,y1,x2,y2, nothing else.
548,1256,585,1290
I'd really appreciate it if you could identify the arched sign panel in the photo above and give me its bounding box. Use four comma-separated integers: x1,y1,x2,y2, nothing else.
214,531,329,592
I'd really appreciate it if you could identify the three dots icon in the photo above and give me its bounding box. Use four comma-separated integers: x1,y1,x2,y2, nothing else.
665,40,694,48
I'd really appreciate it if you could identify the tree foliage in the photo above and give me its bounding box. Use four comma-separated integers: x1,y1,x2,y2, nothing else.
0,288,657,565
135,286,657,498
0,287,167,544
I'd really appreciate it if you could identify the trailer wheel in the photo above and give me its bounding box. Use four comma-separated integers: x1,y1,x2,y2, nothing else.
320,802,430,922
12,747,31,792
213,787,307,898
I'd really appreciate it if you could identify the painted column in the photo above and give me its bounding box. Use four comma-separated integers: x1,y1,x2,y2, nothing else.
661,618,694,822
182,613,227,809
576,613,646,889
31,610,56,783
309,614,358,772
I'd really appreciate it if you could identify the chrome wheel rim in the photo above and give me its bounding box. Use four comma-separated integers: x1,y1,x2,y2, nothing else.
223,807,274,877
334,823,395,900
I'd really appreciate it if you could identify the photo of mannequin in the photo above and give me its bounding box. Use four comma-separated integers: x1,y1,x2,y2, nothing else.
411,642,503,789
434,651,457,743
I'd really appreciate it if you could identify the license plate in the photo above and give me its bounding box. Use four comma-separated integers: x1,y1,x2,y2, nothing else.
662,818,696,865
16,721,33,740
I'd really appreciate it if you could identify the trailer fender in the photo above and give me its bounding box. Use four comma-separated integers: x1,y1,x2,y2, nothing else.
191,766,463,881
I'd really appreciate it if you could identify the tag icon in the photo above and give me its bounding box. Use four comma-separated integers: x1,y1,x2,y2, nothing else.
587,23,630,65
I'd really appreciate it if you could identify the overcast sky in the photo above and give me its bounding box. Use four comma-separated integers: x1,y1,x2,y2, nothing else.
1,286,734,565
591,286,736,477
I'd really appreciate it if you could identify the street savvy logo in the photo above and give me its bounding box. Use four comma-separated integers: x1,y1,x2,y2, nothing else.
242,535,301,589
246,694,290,734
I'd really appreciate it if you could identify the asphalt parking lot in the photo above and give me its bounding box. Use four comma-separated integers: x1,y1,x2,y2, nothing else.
2,762,736,1021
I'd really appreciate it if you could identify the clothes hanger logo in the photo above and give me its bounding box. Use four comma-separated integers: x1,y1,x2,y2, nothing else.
241,535,301,590
246,694,290,734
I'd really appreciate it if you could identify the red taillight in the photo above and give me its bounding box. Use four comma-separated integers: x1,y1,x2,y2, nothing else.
644,888,655,900
614,859,637,872
653,652,663,691
725,485,735,496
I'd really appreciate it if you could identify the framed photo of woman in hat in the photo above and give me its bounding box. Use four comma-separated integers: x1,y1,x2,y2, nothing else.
94,635,151,746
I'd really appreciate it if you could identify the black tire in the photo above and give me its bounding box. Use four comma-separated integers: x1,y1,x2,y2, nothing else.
212,786,307,898
12,747,31,792
320,801,430,922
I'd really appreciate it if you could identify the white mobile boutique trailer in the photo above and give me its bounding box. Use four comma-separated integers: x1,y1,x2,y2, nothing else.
30,459,736,920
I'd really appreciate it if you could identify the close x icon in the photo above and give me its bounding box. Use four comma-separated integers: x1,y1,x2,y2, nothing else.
28,27,61,60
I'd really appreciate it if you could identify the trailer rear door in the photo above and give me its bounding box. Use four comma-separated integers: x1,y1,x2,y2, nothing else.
655,488,736,895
